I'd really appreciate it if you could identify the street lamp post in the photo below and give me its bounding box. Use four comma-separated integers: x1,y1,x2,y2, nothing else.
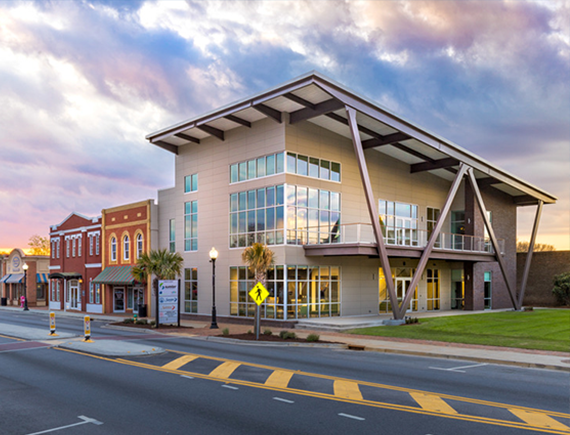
22,263,29,311
209,247,219,329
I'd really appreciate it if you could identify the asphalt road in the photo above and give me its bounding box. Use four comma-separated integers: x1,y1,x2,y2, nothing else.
0,311,568,435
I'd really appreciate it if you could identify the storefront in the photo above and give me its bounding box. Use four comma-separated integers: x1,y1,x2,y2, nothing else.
92,265,147,315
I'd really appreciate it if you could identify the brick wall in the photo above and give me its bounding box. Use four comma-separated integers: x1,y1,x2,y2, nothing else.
517,250,570,306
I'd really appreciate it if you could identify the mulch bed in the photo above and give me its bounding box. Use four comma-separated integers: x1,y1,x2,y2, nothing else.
222,333,318,343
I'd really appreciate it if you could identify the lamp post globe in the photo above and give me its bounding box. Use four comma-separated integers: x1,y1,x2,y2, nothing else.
22,263,29,311
209,247,219,329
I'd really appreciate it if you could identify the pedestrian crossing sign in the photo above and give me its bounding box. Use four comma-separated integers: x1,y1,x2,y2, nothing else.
249,282,269,306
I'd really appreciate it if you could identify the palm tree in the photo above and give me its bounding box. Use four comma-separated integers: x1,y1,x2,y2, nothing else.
241,243,275,287
132,248,184,304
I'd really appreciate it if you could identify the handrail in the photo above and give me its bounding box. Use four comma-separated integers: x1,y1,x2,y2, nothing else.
287,223,504,254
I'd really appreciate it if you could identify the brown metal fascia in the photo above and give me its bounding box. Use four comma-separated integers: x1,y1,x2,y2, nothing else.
466,168,519,309
346,105,399,318
517,201,543,308
398,164,468,319
315,80,556,204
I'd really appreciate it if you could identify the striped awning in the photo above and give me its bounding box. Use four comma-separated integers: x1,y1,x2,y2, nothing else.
92,266,135,285
37,273,49,284
0,274,11,283
3,274,24,284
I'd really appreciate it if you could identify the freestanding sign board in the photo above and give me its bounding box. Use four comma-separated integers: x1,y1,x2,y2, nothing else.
158,280,179,325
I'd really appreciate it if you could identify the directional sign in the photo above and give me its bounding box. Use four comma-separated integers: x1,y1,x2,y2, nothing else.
249,282,269,306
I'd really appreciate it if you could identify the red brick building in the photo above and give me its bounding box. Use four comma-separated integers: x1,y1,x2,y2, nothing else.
48,213,102,313
93,200,158,315
1,248,49,307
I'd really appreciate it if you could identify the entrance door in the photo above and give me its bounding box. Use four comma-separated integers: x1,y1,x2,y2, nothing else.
68,280,80,310
133,287,144,313
114,287,125,313
396,277,417,312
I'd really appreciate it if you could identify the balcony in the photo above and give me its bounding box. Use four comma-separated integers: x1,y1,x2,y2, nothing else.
289,223,504,260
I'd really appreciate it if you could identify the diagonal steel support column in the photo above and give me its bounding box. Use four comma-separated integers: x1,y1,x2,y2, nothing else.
517,200,543,308
398,164,468,319
346,106,399,318
466,168,518,309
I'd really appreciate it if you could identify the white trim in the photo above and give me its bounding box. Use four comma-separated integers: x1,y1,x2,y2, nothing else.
50,224,101,237
85,263,102,268
49,265,61,270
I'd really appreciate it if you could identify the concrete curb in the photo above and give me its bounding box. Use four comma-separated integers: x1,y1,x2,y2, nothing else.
201,335,347,348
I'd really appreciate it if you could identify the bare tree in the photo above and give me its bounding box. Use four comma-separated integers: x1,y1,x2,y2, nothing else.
516,240,556,253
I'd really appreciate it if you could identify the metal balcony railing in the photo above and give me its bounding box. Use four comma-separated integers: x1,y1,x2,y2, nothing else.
288,223,504,255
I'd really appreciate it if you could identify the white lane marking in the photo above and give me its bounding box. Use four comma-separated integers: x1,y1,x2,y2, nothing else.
429,363,488,373
26,415,103,434
181,375,194,379
338,413,365,421
273,397,295,404
222,385,239,390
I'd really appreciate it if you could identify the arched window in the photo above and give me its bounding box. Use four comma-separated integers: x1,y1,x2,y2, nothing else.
123,235,130,261
136,233,143,259
111,237,117,262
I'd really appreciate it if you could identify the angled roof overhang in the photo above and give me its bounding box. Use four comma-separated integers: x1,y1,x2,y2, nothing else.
146,71,556,206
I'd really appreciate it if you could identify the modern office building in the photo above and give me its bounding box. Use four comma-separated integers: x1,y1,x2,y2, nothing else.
146,72,556,322
48,212,102,312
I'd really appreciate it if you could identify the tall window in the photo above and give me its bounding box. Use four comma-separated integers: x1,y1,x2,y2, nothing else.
451,210,465,250
184,201,198,251
51,240,56,258
426,269,440,310
230,265,340,320
379,200,419,246
89,235,94,256
66,239,70,258
56,239,60,258
230,185,284,248
72,238,76,257
427,207,441,248
111,237,117,262
184,268,198,313
77,235,82,256
169,219,175,252
484,272,492,309
123,235,130,261
286,185,340,245
184,173,198,193
136,233,143,259
95,234,100,255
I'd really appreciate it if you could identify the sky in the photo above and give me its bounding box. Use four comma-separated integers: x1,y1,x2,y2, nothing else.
0,0,568,251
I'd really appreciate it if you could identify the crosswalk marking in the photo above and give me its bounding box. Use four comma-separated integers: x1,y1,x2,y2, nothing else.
334,380,363,400
410,392,458,414
209,361,240,379
162,355,197,370
510,409,570,431
265,370,294,388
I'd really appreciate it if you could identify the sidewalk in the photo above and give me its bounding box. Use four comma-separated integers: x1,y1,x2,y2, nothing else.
1,306,568,371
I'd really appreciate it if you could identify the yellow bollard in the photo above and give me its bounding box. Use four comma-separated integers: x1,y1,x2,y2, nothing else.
49,312,58,336
84,315,93,342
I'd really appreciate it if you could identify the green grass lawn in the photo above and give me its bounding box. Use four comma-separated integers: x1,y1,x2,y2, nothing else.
348,309,570,352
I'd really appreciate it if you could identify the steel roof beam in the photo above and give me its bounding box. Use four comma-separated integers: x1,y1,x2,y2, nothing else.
197,124,225,141
174,133,201,144
362,132,411,149
224,115,251,128
153,140,178,155
283,93,316,110
410,157,460,173
253,103,282,123
289,98,344,124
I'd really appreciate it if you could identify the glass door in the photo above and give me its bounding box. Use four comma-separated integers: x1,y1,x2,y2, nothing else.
114,287,125,313
133,287,144,313
68,280,80,310
396,277,418,312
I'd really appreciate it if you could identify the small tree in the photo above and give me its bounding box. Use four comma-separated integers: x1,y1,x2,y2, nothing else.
242,243,275,339
28,235,50,256
552,272,570,306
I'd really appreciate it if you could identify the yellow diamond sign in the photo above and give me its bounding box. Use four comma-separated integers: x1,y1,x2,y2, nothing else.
249,282,269,306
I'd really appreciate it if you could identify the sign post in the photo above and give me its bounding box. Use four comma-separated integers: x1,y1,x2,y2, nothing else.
249,283,269,340
158,280,179,326
84,316,92,342
49,312,57,336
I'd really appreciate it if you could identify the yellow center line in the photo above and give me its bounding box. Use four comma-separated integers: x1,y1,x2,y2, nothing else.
209,361,240,379
410,392,458,414
162,354,198,371
510,409,570,432
265,370,294,389
334,380,363,401
0,333,25,341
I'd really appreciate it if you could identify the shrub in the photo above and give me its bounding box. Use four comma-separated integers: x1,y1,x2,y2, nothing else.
404,317,419,325
123,318,134,324
247,330,253,335
263,329,273,336
306,333,320,342
279,330,297,339
136,319,148,325
552,272,570,306
222,328,229,336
